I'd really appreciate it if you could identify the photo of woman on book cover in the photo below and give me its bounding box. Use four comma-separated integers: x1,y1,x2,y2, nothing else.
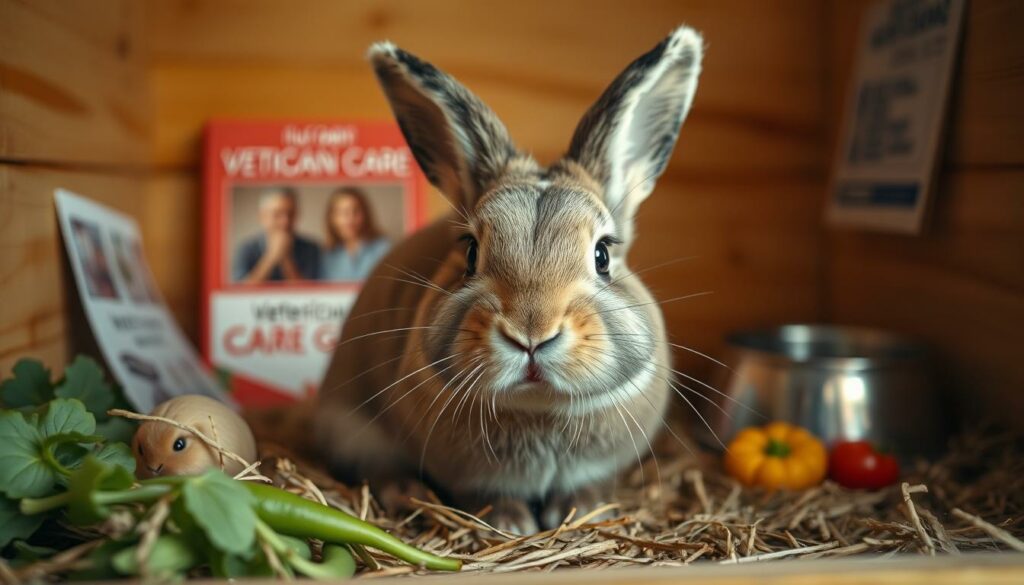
321,186,391,281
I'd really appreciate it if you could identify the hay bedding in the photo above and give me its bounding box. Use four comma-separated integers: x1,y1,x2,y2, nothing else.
250,417,1024,578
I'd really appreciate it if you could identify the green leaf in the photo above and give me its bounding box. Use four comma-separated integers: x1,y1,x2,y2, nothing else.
0,410,51,498
55,357,114,421
1,359,54,409
65,456,136,525
0,495,45,548
315,544,357,579
181,471,256,555
93,442,136,475
0,401,104,498
209,549,273,579
96,416,137,445
111,534,198,577
68,539,133,581
38,399,96,438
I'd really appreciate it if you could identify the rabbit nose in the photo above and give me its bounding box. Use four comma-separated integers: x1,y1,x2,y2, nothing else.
148,464,164,476
498,325,562,356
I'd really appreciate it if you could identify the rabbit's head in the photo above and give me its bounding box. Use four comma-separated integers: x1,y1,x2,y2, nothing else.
370,27,702,413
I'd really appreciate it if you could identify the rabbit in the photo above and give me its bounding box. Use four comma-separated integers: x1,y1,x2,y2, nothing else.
133,395,258,479
316,25,703,534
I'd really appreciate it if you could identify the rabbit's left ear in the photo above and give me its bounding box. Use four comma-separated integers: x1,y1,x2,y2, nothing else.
369,42,517,213
566,26,703,241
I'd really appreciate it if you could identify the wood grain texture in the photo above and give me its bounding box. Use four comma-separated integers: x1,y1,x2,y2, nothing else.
354,554,1024,584
146,0,827,174
0,0,151,166
824,0,1024,421
0,165,147,376
141,172,203,342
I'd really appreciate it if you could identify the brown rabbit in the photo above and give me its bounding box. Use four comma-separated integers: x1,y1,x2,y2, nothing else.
317,26,703,533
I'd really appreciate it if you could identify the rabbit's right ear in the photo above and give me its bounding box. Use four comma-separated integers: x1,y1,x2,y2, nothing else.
369,43,517,212
566,26,703,244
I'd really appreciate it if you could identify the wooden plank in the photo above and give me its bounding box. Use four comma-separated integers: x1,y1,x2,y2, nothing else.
827,0,1024,167
0,0,151,165
0,164,147,375
147,0,826,173
826,169,1024,422
639,177,823,380
141,172,204,342
343,553,1024,584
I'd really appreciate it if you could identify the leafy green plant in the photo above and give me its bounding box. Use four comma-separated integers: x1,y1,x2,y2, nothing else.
0,358,137,548
18,457,456,579
0,357,460,580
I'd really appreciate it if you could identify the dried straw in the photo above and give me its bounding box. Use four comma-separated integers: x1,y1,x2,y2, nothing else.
248,423,1024,577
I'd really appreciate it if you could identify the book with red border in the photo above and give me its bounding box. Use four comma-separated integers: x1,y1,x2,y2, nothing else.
202,120,425,407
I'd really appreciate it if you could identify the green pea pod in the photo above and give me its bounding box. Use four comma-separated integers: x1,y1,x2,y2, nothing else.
111,534,198,577
320,545,356,579
243,483,460,572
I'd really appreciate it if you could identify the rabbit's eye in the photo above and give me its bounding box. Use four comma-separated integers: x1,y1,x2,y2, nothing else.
595,240,611,276
173,438,187,452
464,237,479,277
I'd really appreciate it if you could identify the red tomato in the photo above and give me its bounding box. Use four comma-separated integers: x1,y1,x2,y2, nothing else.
828,441,900,489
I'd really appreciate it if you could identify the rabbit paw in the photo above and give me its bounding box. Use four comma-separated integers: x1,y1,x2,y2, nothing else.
488,498,539,535
540,485,612,530
376,478,433,514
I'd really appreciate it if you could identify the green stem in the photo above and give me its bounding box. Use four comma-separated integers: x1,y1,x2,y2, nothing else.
20,491,72,515
40,434,104,476
21,483,173,516
94,484,173,506
764,438,792,458
41,448,73,477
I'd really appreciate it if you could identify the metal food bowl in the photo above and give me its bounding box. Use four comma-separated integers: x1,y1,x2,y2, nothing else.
697,324,949,460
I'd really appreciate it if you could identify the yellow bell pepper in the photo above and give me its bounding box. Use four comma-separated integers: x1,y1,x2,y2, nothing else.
724,421,827,491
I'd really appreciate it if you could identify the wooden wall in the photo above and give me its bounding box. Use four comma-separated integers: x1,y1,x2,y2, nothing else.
823,0,1024,420
0,0,152,375
3,0,1021,423
144,0,830,380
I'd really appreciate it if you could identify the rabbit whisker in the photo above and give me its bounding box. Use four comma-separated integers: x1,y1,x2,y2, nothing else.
322,337,473,395
419,362,486,475
581,335,753,417
402,357,482,443
384,263,453,297
569,342,697,460
327,325,472,353
611,401,645,488
374,275,453,297
341,306,418,326
667,341,733,371
351,352,462,414
479,392,500,465
667,376,727,451
584,290,713,318
612,386,662,489
586,255,698,303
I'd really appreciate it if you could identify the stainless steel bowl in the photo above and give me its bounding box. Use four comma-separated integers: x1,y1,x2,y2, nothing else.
697,324,948,460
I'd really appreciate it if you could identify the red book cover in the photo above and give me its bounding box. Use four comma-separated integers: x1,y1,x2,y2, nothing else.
202,121,426,407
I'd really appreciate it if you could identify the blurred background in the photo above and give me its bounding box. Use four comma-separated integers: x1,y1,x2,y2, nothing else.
2,0,1021,423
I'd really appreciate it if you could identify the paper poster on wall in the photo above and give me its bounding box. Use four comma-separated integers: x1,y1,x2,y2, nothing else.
827,0,965,234
54,189,228,413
